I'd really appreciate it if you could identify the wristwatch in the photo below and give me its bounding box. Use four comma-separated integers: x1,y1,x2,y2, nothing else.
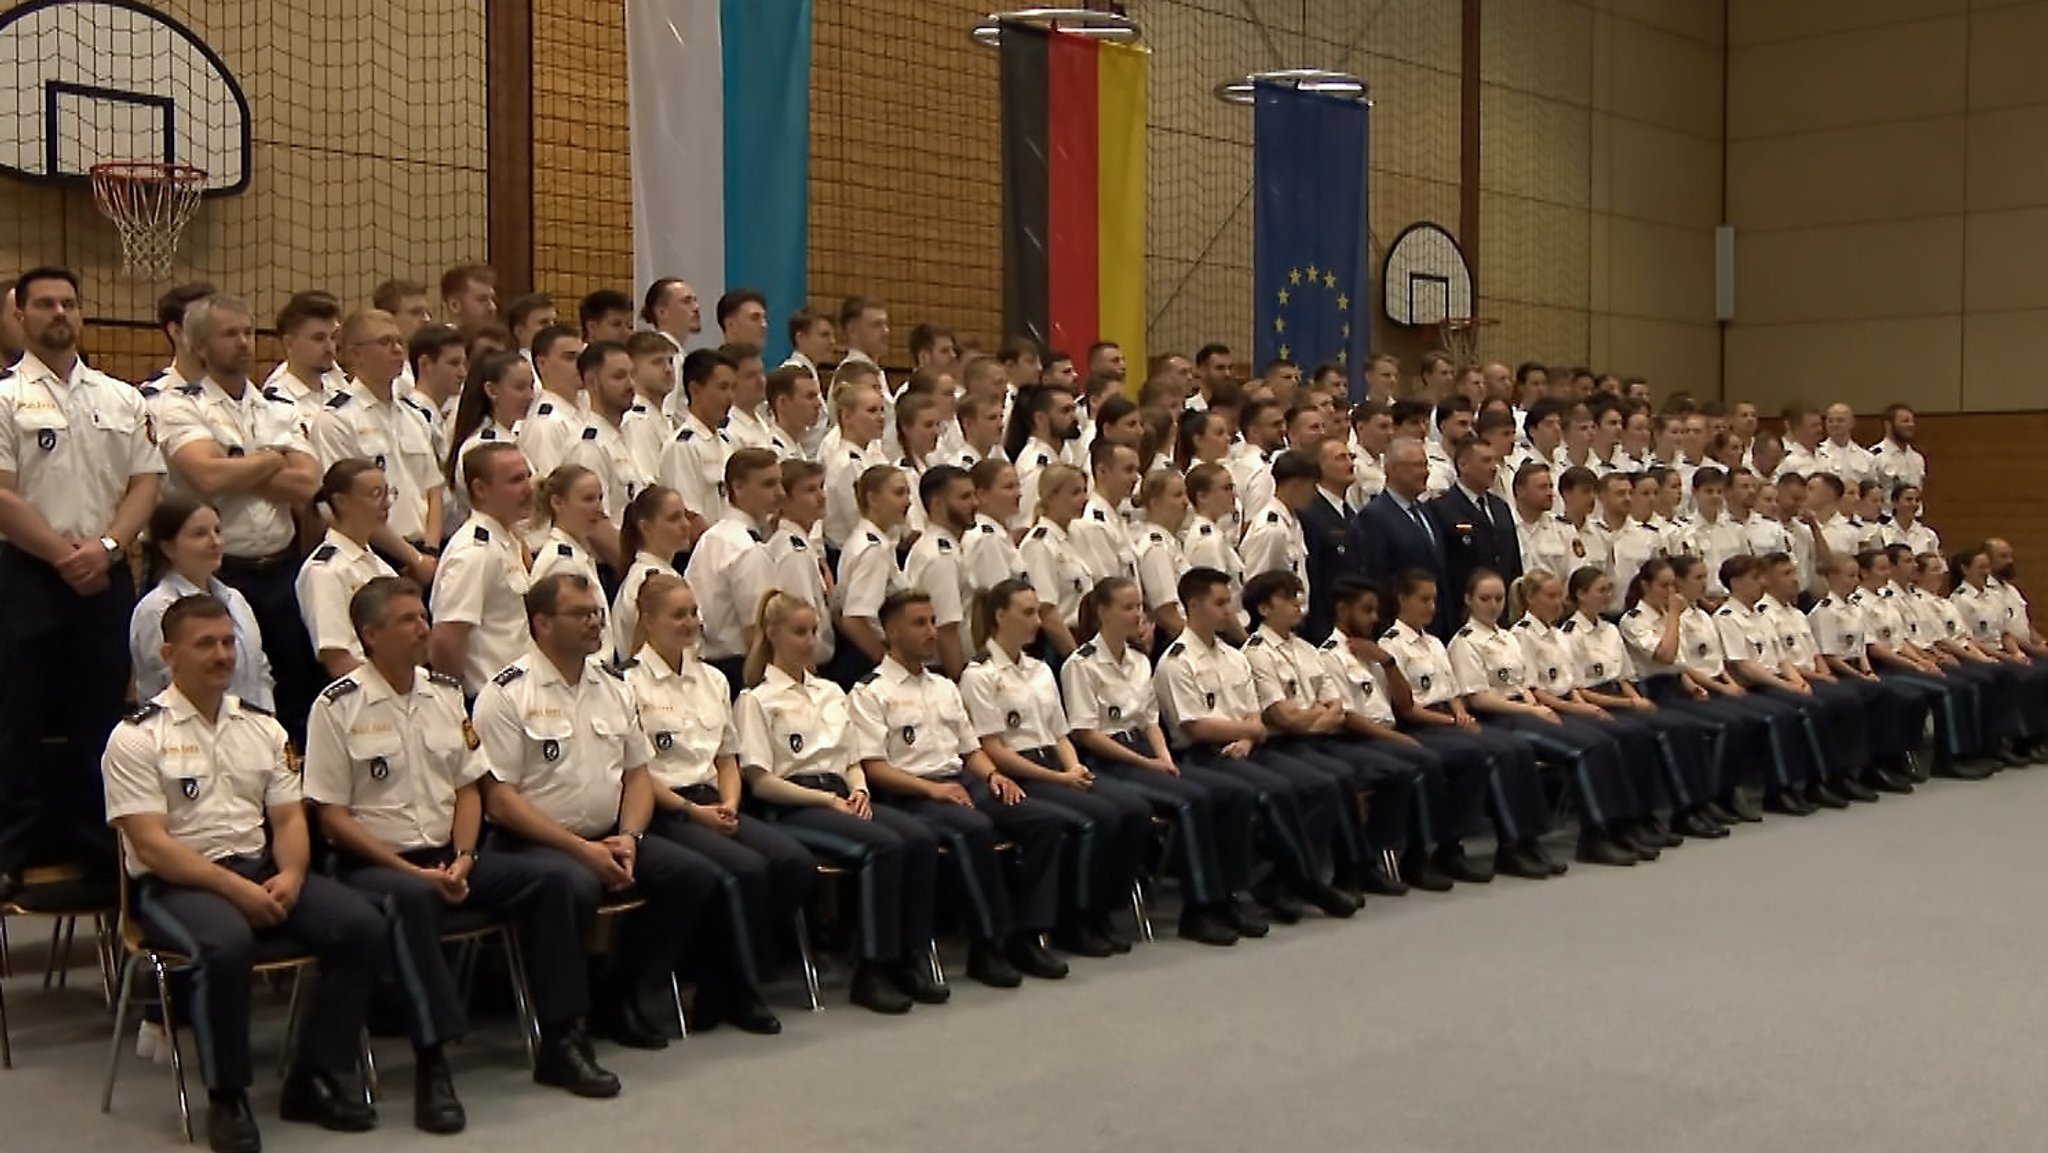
99,535,121,556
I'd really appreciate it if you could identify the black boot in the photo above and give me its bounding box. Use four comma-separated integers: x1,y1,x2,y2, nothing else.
533,1021,621,1097
278,1070,377,1132
412,1047,466,1135
1575,830,1639,867
206,1092,262,1153
1176,904,1240,946
1006,934,1070,980
967,939,1025,987
1220,896,1270,938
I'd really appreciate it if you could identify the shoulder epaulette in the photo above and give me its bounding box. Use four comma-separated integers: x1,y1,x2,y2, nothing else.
175,383,202,396
492,665,525,687
320,678,360,703
479,426,498,441
1147,530,1165,544
324,392,352,409
1554,514,1570,524
402,396,433,420
124,701,163,725
580,425,598,440
1165,642,1186,659
748,528,766,544
262,387,288,404
865,531,881,544
139,384,161,398
1266,511,1281,523
677,426,695,442
1514,618,1532,629
310,544,337,562
1198,523,1214,536
238,700,274,716
976,522,997,535
598,661,625,680
427,670,463,690
472,524,490,542
617,657,640,670
936,536,952,551
1090,508,1107,522
629,403,647,415
1074,641,1098,659
1456,626,1473,638
1320,636,1339,650
1245,634,1265,647
1716,605,1734,616
856,670,881,686
556,543,574,557
1029,526,1048,541
1623,607,1642,618
789,534,808,551
536,402,555,416
1381,626,1401,640
1561,618,1578,633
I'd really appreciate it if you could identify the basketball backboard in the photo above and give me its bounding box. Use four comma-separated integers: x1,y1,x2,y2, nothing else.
1381,221,1473,327
0,0,249,194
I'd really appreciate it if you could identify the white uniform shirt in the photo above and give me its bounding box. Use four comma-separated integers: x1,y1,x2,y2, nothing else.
1760,594,1822,667
1019,518,1091,629
567,412,650,526
1880,519,1940,557
835,517,905,625
0,351,160,538
1013,436,1064,528
309,385,441,540
1675,605,1727,678
620,402,675,480
452,420,523,500
1609,518,1664,592
1239,497,1309,594
961,643,1069,751
1869,437,1925,495
1245,624,1338,709
527,525,603,591
1618,601,1685,678
611,552,680,664
158,378,308,556
1512,614,1578,696
302,663,482,852
765,522,836,663
1132,520,1188,614
736,665,859,783
1448,620,1534,699
1776,442,1828,481
1818,439,1876,489
262,365,337,435
724,406,774,453
1348,449,1386,510
473,651,651,837
848,657,978,779
1714,598,1782,669
1228,448,1275,533
684,512,777,661
430,511,532,694
1379,619,1460,707
1155,629,1262,747
1069,492,1136,584
1953,581,2015,646
1059,637,1160,739
903,524,972,661
130,571,275,710
1181,514,1247,622
1851,586,1909,651
517,396,587,479
1561,611,1633,687
659,409,732,524
623,646,737,792
1319,632,1399,724
1687,514,1752,597
961,513,1028,602
822,433,888,549
295,528,397,664
1903,586,1968,646
1807,593,1868,660
1519,513,1589,583
102,688,296,876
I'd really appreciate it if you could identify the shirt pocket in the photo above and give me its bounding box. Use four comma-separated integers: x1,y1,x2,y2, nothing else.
520,712,575,772
158,752,217,816
13,404,68,454
345,729,406,799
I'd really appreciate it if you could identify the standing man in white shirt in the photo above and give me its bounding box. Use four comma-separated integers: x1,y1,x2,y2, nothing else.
519,325,587,477
311,310,445,569
565,342,649,560
639,277,701,356
264,291,344,433
684,448,782,686
659,348,736,525
902,464,979,679
439,264,498,330
620,331,679,478
837,295,891,397
719,341,774,450
715,289,769,348
1818,403,1875,489
0,266,162,894
428,443,534,696
157,294,324,739
764,364,822,462
1777,403,1827,479
1869,403,1925,498
578,289,636,345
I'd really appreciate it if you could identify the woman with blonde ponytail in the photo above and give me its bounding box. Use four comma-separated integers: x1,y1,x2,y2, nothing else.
624,575,817,1033
733,590,940,1015
526,464,606,593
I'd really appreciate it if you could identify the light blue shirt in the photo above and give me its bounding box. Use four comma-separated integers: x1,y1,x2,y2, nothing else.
128,570,275,711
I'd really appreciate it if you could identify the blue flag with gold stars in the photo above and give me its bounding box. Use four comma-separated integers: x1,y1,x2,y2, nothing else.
1253,82,1370,399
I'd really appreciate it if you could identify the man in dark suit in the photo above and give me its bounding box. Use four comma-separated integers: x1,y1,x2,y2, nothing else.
1358,438,1450,634
1429,439,1524,615
1299,436,1364,642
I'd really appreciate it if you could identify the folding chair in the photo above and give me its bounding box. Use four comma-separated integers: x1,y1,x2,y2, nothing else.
0,862,119,1068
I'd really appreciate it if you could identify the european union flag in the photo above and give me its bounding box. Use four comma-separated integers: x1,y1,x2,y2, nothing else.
1254,83,1371,400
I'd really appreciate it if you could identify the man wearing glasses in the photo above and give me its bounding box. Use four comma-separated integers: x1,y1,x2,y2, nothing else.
309,310,443,583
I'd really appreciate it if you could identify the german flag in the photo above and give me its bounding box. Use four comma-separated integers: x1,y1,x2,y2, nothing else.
999,23,1146,375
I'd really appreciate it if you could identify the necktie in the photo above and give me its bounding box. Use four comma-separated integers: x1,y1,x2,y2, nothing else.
1476,495,1494,529
1409,504,1434,543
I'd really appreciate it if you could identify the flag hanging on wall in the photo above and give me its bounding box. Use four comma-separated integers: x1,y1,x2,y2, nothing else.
626,0,811,363
999,22,1146,375
1253,82,1371,398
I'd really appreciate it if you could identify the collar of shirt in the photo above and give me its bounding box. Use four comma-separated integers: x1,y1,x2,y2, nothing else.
163,684,252,728
353,659,431,707
523,647,587,693
981,642,1034,677
1569,610,1602,633
1180,629,1226,662
719,508,771,538
322,528,377,565
1455,481,1490,509
11,350,84,389
631,645,688,682
1318,486,1349,515
1515,612,1553,638
1084,493,1121,523
1254,624,1295,651
877,654,930,687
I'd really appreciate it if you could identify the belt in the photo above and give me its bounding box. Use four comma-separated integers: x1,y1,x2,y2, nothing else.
788,772,851,799
674,782,721,806
1017,746,1060,769
220,546,299,572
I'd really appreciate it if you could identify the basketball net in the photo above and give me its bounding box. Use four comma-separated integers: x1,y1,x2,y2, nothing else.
1435,317,1498,367
90,162,205,281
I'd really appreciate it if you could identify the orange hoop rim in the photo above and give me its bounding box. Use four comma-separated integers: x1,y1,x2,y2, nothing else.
89,161,208,186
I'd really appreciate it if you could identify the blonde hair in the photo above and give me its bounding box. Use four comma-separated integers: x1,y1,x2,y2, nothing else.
744,589,816,687
632,573,690,659
530,463,597,530
1037,463,1086,516
1509,569,1561,623
1139,467,1184,511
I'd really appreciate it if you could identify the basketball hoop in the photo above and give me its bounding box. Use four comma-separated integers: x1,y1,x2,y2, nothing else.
89,161,206,281
1430,316,1499,367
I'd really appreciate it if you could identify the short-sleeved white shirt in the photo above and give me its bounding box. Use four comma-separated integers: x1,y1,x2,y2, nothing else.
527,525,602,591
684,512,777,660
1851,586,1908,650
1244,624,1337,709
1512,614,1578,696
619,401,674,481
1760,594,1821,667
623,646,737,792
0,351,160,538
736,665,859,783
611,551,680,664
1952,581,2012,646
566,412,650,525
822,433,889,549
302,663,483,852
961,513,1028,602
1618,601,1684,678
1155,629,1261,746
1069,492,1136,584
472,650,651,837
131,571,274,710
295,528,397,664
1380,619,1459,707
429,511,532,694
1674,605,1727,678
1807,593,1868,660
1019,517,1091,628
836,517,905,623
1239,497,1308,594
1714,597,1782,670
157,377,309,556
309,384,441,540
658,409,732,524
1319,632,1398,724
101,688,297,876
1562,610,1633,687
903,524,971,659
960,643,1068,750
1448,619,1534,699
1059,637,1159,738
518,396,585,479
847,657,978,778
1132,520,1187,612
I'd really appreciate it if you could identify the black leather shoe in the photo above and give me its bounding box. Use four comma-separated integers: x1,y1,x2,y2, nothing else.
278,1071,377,1132
849,961,915,1013
1764,791,1812,816
1433,844,1494,883
1618,828,1661,861
1941,758,1999,781
1493,843,1551,879
1531,840,1569,875
1298,880,1361,918
207,1093,262,1153
0,871,21,907
1808,782,1851,809
1725,791,1765,822
694,986,783,1035
1677,810,1730,839
1176,905,1240,946
1051,920,1116,958
1644,815,1685,848
1834,776,1879,803
412,1053,466,1135
1250,881,1306,923
1701,800,1740,826
592,1000,670,1050
1091,913,1134,954
533,1025,622,1097
1575,833,1639,867
1996,742,2031,768
1362,863,1410,896
1220,897,1270,938
1007,935,1071,980
894,957,952,1004
965,940,1024,987
1402,856,1455,892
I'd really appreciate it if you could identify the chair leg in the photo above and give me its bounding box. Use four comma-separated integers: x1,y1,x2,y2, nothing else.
498,930,539,1071
0,955,12,1070
276,969,306,1080
668,972,688,1040
41,918,63,989
925,940,946,988
0,916,11,978
358,1030,377,1104
56,915,77,990
150,956,193,1144
101,952,140,1113
1129,877,1154,944
94,915,118,1008
792,908,822,1012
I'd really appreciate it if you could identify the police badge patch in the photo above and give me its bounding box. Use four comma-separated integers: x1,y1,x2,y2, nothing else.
789,733,804,753
1106,704,1123,721
541,739,561,762
1005,710,1021,729
902,725,917,746
1496,668,1512,684
655,732,675,752
369,756,389,781
36,428,55,451
1418,674,1432,692
180,778,199,800
1203,692,1216,709
1572,539,1587,557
